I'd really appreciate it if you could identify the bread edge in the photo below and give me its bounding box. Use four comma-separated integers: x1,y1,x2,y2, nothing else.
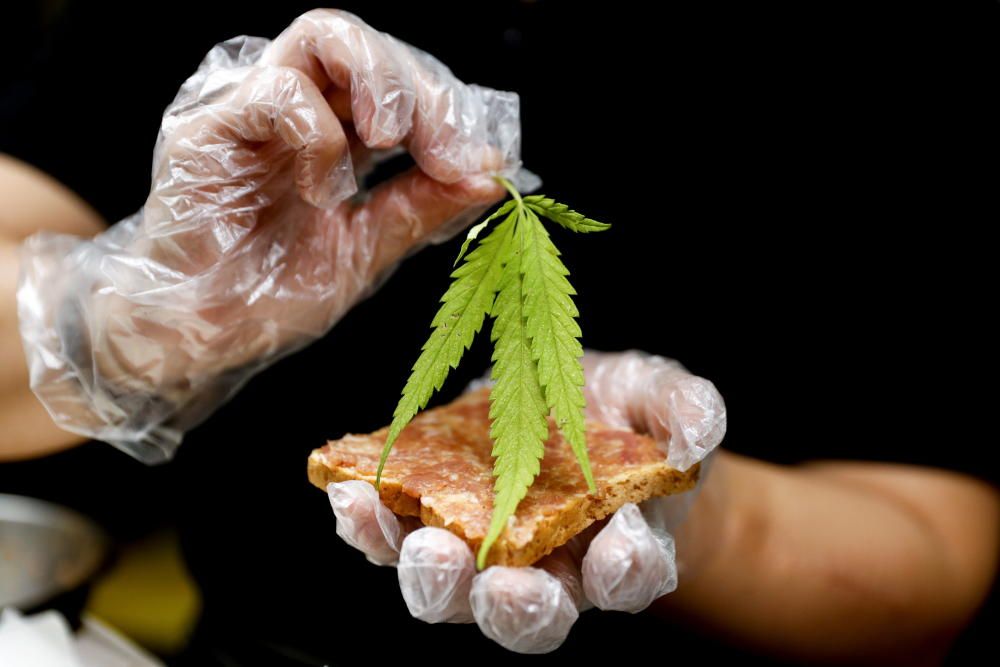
308,451,699,567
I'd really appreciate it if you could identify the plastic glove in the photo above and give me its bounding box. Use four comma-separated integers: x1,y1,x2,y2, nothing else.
16,10,526,463
325,350,727,653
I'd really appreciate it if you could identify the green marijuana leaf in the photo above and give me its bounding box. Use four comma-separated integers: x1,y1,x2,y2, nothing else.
523,195,611,233
522,207,595,493
455,200,515,266
480,207,549,569
378,176,610,567
375,209,516,485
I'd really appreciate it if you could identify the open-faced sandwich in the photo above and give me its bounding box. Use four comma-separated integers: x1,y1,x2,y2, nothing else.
308,387,698,567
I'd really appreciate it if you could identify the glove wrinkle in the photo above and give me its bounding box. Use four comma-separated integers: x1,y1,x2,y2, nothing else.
17,15,523,462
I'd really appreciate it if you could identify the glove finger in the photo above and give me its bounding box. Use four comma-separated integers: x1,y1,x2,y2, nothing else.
470,566,579,654
326,481,403,566
582,503,677,613
262,9,415,148
397,527,475,624
264,10,520,184
252,67,355,209
352,165,505,279
649,373,727,471
401,53,518,183
150,65,354,271
581,350,727,471
581,350,680,429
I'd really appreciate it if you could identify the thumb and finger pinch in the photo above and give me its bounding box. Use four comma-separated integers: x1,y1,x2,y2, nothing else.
94,56,506,392
143,6,521,270
16,9,521,468
136,10,514,316
260,8,521,184
142,25,509,305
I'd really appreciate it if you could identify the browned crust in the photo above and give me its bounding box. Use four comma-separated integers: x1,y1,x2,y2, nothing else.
308,452,699,567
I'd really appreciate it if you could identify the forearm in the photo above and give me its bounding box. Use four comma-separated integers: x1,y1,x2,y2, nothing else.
0,154,104,241
0,154,104,460
656,452,1000,665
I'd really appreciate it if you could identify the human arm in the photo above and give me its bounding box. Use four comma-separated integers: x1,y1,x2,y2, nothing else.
326,350,1000,663
0,154,103,459
6,10,522,463
661,453,999,666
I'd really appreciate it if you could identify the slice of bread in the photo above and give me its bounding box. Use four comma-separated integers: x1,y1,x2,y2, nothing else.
308,387,698,567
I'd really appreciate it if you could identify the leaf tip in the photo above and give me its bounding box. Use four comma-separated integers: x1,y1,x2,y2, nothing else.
579,458,597,494
375,430,399,491
476,542,489,570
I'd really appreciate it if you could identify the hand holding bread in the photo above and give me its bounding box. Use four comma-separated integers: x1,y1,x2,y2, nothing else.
315,350,727,653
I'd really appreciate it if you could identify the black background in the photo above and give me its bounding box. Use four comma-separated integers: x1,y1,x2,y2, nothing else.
1,1,995,665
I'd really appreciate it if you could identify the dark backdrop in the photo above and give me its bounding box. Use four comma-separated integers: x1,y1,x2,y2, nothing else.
1,2,994,665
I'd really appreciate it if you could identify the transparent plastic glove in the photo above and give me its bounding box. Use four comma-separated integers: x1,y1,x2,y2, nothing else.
582,350,727,471
17,9,525,463
324,350,727,653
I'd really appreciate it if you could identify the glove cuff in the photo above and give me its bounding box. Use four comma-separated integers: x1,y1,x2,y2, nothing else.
17,231,185,463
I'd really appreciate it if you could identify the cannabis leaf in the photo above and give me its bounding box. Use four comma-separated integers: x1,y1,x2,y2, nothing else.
455,200,515,265
379,177,609,568
375,209,516,484
522,207,595,492
524,195,611,233
479,207,549,569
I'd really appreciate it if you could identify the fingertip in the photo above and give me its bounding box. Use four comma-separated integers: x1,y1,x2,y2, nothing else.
411,141,506,186
326,481,402,566
448,174,506,207
397,527,475,624
267,8,416,150
353,88,415,149
470,567,579,654
582,504,677,612
665,375,728,470
325,479,366,512
339,18,415,148
256,66,357,209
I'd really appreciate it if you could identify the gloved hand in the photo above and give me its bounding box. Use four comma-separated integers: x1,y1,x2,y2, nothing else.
16,10,526,463
326,350,727,653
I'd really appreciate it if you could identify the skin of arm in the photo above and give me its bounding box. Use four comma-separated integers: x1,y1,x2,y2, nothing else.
0,153,104,460
658,451,1000,666
1,157,997,665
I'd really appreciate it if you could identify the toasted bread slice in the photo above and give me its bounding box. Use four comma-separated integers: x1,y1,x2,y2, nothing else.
308,388,698,567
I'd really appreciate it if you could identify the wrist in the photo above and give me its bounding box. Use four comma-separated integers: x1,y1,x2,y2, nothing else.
668,450,737,580
17,231,184,462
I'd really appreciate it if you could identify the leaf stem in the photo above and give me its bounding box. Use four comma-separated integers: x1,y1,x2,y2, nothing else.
494,175,523,205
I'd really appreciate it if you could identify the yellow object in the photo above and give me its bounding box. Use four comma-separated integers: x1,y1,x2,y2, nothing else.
86,530,201,655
